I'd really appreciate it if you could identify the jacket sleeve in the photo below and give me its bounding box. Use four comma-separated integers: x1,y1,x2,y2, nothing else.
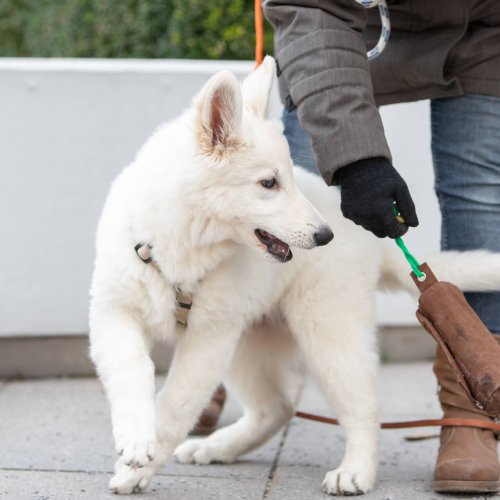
263,0,392,185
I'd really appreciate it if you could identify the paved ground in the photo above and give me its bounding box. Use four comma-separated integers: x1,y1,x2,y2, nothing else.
0,363,497,500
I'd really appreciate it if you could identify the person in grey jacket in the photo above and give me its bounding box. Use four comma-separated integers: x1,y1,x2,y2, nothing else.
264,0,500,494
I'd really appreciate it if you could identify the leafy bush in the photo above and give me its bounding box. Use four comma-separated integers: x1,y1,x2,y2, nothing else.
0,0,273,59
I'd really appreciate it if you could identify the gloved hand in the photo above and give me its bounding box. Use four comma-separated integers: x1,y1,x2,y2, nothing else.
335,157,419,238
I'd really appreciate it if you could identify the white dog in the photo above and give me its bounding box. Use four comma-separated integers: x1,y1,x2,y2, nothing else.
89,56,500,496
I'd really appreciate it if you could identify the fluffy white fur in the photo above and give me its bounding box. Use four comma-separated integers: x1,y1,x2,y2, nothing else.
89,56,500,496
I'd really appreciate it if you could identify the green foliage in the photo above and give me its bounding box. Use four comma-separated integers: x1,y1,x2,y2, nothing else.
167,0,273,60
0,0,273,59
0,0,29,56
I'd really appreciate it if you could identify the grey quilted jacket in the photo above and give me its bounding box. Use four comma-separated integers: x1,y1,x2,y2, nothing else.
263,0,500,184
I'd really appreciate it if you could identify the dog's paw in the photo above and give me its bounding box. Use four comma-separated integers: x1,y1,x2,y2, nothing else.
174,438,215,465
115,434,156,468
174,438,236,465
113,415,156,468
109,458,155,494
321,466,375,496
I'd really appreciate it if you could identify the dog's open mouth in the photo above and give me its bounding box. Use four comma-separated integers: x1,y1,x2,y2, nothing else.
255,229,292,262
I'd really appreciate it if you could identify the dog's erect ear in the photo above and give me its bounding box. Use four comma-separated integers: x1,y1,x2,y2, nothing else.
195,70,243,156
241,55,275,119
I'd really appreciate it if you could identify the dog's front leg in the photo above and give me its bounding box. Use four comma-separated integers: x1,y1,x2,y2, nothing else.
286,296,380,496
309,333,379,496
89,309,156,489
301,330,379,495
110,315,243,494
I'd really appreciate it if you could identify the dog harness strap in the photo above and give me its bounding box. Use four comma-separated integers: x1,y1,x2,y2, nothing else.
134,242,194,328
135,242,154,264
175,288,193,327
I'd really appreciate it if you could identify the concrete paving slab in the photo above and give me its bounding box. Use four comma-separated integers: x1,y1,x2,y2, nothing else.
267,421,455,500
268,363,498,500
0,376,278,479
0,469,266,500
264,463,491,500
0,377,115,472
1,363,499,500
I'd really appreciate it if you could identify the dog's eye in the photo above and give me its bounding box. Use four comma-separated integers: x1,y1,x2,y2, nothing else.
261,177,277,189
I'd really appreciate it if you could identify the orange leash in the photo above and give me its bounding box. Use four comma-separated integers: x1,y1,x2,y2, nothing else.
254,0,264,67
295,411,500,431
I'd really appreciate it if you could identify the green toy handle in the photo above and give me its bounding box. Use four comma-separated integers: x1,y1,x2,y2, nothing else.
393,203,424,278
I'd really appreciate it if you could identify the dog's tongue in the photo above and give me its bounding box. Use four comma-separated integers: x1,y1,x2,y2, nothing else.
270,240,292,262
255,229,293,262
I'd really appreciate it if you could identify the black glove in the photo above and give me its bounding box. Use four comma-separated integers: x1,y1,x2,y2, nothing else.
335,157,419,238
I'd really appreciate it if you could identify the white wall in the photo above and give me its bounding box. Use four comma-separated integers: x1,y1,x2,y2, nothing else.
0,58,440,336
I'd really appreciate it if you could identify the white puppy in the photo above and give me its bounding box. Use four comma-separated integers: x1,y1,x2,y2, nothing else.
89,56,500,496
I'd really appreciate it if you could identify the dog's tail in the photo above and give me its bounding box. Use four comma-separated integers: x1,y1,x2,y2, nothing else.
380,246,500,296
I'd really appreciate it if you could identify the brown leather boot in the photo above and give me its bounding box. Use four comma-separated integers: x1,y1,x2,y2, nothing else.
433,341,500,493
190,385,227,436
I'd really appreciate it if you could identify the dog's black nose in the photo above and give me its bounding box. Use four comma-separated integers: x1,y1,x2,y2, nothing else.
313,226,334,246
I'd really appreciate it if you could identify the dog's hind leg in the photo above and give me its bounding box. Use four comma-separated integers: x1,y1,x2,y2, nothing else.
283,274,380,496
174,315,299,465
